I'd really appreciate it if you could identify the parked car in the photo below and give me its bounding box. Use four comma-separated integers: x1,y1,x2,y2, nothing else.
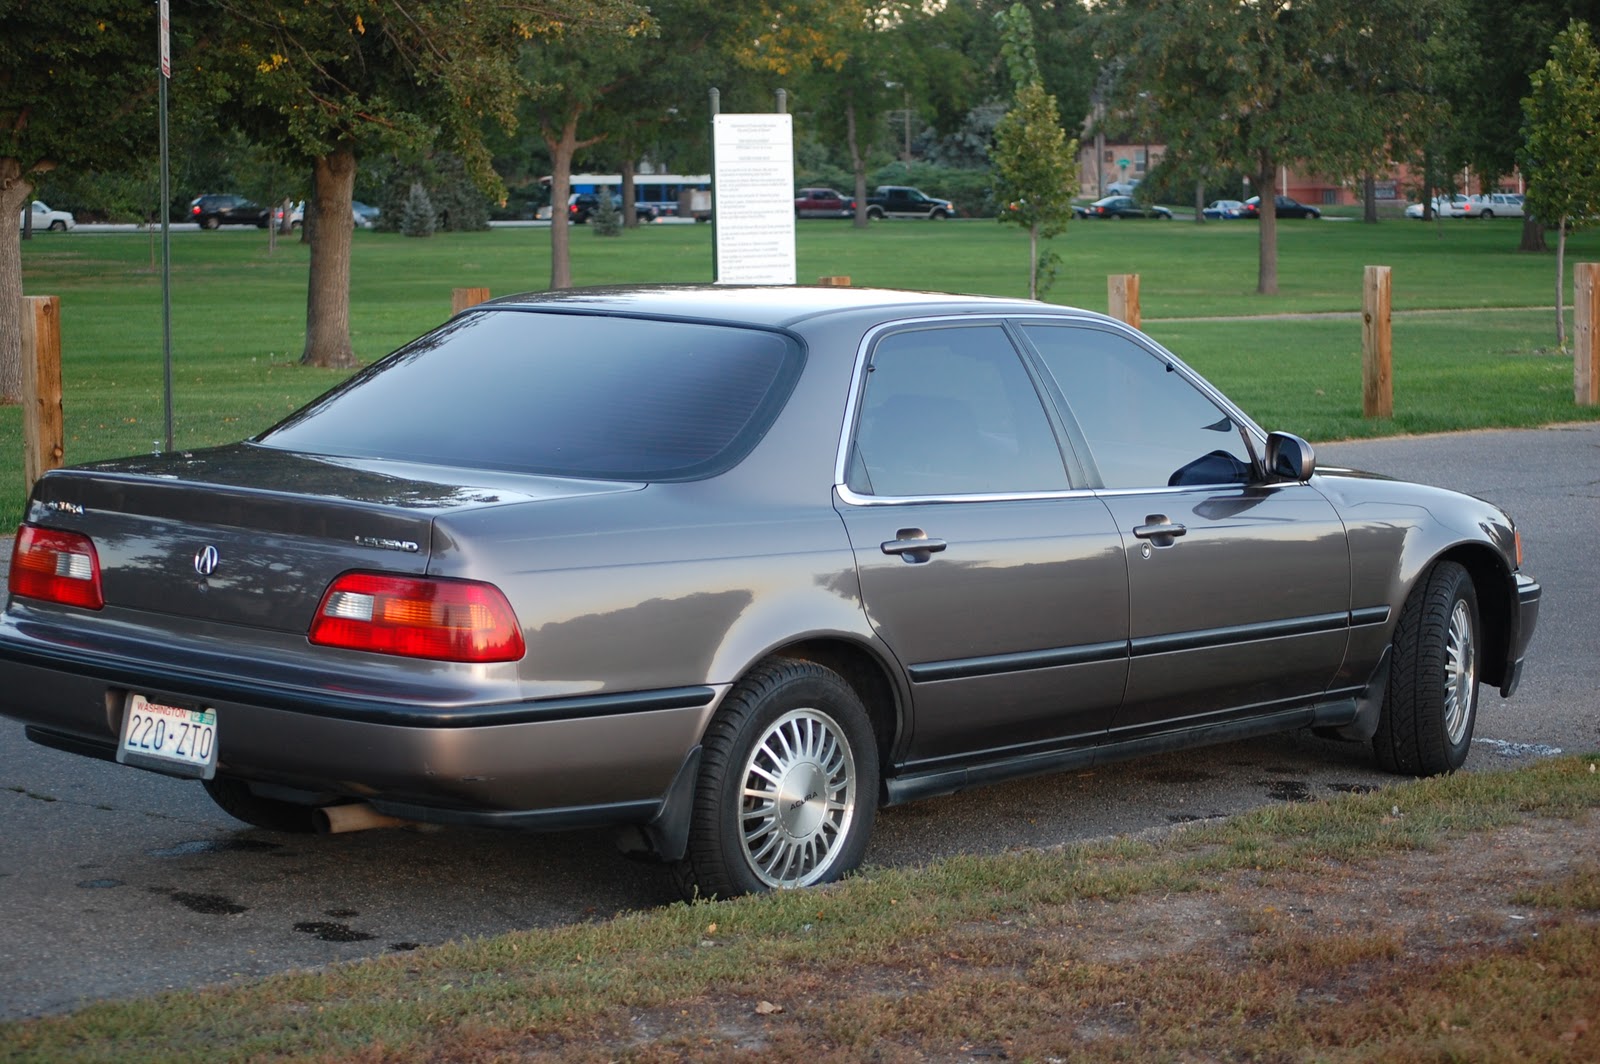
1243,195,1321,219
1404,196,1454,220
795,188,855,218
352,201,381,228
1463,193,1524,219
273,201,375,230
18,200,76,232
189,194,270,229
1086,195,1173,219
865,186,956,220
0,285,1539,899
1203,199,1247,220
568,192,660,224
1106,180,1141,196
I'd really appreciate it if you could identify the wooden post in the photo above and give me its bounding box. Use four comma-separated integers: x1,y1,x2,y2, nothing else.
451,287,491,315
21,296,65,495
816,275,851,286
1576,263,1599,406
1362,265,1393,419
1108,274,1140,329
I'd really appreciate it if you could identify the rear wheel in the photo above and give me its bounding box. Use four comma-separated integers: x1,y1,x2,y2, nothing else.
867,206,884,221
202,216,220,230
1373,561,1480,776
203,776,320,832
673,660,878,900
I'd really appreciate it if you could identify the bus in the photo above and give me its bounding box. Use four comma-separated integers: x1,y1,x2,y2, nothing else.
542,173,711,219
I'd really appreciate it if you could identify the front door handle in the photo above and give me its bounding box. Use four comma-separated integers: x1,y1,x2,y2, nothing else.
1133,515,1187,548
881,529,947,564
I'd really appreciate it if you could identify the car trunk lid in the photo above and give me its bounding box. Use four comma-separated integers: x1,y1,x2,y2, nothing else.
23,444,637,633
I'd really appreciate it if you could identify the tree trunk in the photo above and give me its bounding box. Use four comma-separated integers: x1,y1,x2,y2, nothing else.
544,110,605,289
1520,214,1548,253
621,160,638,229
300,149,359,369
1255,162,1278,295
1363,174,1377,224
0,164,34,405
847,100,869,230
1028,223,1039,299
1194,179,1205,224
1556,220,1568,349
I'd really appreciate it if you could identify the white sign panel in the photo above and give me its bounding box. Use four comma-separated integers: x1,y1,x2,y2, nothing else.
712,114,796,285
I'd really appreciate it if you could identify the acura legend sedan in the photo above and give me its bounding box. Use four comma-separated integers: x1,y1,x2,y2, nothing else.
0,286,1540,899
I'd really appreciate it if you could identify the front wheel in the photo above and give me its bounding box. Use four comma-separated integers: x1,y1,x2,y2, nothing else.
673,659,878,900
1373,561,1481,776
49,220,66,232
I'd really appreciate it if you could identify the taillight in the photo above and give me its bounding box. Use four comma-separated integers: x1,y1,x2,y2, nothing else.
10,526,104,610
309,572,525,662
191,205,200,215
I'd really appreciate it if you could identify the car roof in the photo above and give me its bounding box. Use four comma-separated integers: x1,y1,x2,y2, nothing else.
477,284,1106,332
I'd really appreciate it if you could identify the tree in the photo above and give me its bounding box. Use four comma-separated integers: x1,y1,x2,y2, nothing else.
1439,0,1600,251
214,0,641,365
1,0,156,404
1520,20,1600,348
1101,0,1441,294
990,5,1079,299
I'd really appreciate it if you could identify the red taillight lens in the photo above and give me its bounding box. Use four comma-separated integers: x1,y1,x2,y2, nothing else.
309,572,525,663
10,526,104,610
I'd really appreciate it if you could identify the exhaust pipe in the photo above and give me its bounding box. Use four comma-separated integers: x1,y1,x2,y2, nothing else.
316,802,416,834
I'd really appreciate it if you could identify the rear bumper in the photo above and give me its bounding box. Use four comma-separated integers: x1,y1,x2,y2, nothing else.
0,617,719,825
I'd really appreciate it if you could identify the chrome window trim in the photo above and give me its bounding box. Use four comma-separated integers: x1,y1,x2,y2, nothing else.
836,484,1101,508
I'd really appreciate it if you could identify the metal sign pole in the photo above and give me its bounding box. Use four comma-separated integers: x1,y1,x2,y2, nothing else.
708,87,719,282
158,0,173,453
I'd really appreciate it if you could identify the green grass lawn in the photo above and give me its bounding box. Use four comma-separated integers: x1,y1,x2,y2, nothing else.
6,217,1599,526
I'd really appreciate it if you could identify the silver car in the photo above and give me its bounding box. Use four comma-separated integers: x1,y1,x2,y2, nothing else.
0,286,1540,899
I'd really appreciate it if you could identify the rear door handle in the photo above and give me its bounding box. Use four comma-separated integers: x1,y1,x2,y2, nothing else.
881,529,947,563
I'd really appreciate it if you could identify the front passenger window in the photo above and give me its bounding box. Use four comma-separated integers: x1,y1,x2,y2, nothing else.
1023,325,1254,490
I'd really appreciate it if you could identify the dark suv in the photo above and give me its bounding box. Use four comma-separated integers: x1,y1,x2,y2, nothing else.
568,193,660,224
189,194,269,229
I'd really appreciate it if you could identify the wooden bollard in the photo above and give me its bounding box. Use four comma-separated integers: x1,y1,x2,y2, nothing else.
817,276,851,287
452,287,491,315
1362,265,1393,419
21,295,65,495
1108,274,1140,329
1576,263,1599,406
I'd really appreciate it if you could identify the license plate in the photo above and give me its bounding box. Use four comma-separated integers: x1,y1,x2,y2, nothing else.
117,694,218,779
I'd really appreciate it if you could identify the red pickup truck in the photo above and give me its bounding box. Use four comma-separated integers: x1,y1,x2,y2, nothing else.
794,188,855,218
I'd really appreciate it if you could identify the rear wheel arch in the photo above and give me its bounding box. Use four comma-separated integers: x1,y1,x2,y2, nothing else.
760,638,903,776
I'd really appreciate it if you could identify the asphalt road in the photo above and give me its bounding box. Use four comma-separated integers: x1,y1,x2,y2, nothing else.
2,423,1596,1021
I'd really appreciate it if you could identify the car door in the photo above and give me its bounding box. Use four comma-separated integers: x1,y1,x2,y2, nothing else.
1018,322,1350,738
837,322,1130,768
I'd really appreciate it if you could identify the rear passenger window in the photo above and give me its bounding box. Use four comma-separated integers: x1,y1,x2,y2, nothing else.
848,325,1069,496
1023,325,1254,490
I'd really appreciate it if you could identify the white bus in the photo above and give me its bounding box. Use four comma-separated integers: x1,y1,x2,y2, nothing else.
543,173,712,219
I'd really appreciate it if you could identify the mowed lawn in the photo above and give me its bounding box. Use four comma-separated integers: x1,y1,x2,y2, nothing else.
6,216,1599,525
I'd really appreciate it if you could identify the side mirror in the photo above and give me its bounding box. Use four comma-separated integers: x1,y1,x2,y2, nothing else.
1264,432,1316,482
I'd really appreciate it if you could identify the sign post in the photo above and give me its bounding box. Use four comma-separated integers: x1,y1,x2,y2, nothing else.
158,0,174,452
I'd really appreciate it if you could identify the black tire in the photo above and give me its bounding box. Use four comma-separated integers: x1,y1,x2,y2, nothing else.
673,659,878,900
867,207,884,221
1481,210,1494,219
203,776,320,832
202,216,220,230
1373,561,1481,776
930,209,948,220
49,220,66,232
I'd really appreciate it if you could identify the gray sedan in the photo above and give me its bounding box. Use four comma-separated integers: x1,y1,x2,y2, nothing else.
0,286,1540,899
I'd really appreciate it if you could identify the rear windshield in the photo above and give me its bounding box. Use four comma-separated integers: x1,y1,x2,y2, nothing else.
256,310,803,481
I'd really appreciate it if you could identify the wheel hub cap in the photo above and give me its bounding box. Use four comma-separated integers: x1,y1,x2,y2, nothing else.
739,708,857,889
1443,599,1476,745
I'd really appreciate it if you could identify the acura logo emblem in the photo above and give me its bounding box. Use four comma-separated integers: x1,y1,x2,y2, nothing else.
193,545,220,576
